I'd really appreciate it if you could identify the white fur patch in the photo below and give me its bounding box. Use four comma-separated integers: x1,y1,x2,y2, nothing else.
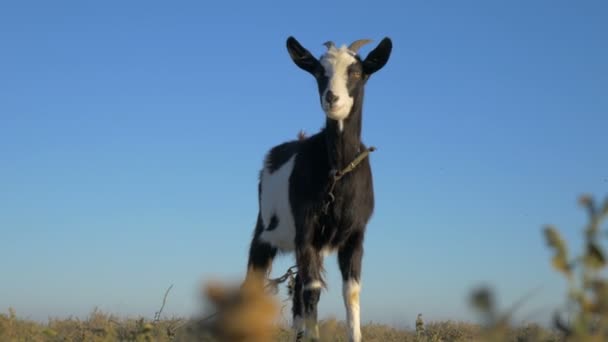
320,246,335,257
258,155,297,251
343,279,361,342
320,46,357,121
303,280,323,290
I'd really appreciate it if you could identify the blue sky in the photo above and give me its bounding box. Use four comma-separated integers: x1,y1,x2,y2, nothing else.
1,0,607,328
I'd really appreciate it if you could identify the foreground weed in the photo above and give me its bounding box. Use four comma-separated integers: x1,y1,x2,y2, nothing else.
545,195,608,340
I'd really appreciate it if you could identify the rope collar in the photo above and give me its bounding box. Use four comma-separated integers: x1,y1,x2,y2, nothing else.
322,146,376,214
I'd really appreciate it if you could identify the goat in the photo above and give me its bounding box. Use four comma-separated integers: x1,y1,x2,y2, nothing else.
245,36,392,342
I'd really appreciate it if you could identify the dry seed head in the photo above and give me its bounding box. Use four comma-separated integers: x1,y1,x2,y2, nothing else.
470,287,495,315
201,272,280,342
544,226,571,275
579,194,598,224
584,242,606,269
579,194,593,208
551,255,571,276
544,226,568,254
544,226,560,246
416,313,425,334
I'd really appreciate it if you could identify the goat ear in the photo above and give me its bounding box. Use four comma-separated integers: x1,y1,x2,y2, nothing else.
286,36,320,76
362,37,392,76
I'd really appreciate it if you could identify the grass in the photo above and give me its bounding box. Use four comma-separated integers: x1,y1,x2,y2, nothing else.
0,308,564,341
2,194,606,341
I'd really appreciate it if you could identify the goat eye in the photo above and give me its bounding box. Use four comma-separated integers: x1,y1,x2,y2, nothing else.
351,71,362,79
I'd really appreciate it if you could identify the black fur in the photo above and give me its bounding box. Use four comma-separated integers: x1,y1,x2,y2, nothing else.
291,274,302,322
246,36,392,339
265,214,279,231
264,141,299,173
247,213,277,272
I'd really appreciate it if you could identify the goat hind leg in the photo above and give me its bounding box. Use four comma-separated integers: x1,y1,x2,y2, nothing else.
245,214,277,287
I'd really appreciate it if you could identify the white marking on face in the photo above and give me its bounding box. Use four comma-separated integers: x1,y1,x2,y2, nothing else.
320,46,357,121
259,155,296,251
343,279,361,342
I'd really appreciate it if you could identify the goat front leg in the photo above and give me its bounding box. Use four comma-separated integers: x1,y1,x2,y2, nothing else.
338,231,364,342
291,274,305,341
295,246,324,341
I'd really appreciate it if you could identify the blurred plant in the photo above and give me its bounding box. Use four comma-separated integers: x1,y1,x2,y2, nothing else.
469,286,510,341
545,194,608,339
416,313,425,338
194,270,281,342
466,195,608,341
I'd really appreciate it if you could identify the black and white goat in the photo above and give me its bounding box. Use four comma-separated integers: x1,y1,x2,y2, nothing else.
245,36,392,342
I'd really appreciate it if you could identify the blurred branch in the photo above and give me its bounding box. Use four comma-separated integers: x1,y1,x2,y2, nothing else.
154,284,174,323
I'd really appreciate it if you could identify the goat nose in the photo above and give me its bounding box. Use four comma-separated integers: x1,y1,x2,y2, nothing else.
325,91,339,104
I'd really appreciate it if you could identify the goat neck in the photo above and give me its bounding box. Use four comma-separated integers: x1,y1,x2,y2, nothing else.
324,87,365,171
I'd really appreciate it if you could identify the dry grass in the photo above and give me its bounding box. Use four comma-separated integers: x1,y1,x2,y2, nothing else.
0,307,183,342
2,194,605,341
0,307,564,341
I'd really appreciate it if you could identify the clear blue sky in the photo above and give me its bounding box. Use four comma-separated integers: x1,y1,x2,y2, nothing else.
1,0,607,328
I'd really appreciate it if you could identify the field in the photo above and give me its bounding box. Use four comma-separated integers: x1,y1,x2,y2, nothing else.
0,308,561,341
2,195,606,341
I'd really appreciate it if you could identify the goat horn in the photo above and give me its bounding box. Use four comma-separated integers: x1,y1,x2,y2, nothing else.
348,39,373,53
323,41,335,50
